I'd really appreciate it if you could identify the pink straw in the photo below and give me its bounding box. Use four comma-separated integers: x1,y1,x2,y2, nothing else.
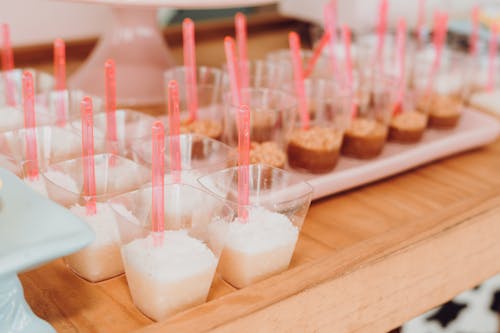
167,80,181,183
470,5,480,56
288,31,309,130
182,18,198,122
151,120,165,246
54,38,67,127
376,0,389,66
303,31,331,78
224,36,241,106
1,23,15,107
237,104,250,220
235,12,249,97
427,12,448,93
324,0,338,78
104,59,118,157
487,25,498,92
416,0,426,47
342,25,356,118
23,71,39,180
394,18,407,115
80,97,96,216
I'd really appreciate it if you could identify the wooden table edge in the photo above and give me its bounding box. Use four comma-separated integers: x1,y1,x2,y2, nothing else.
135,188,500,332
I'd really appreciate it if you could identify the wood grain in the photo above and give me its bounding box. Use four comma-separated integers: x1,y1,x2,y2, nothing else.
17,14,500,333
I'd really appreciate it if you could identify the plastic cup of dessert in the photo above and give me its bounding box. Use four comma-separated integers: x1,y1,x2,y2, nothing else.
356,33,414,86
0,69,55,132
341,73,400,159
163,66,224,141
0,154,21,177
266,49,333,81
283,78,352,173
224,88,296,169
388,92,428,144
130,133,236,187
222,59,290,90
412,47,471,129
108,183,234,321
309,24,358,70
198,164,313,289
42,154,150,282
71,109,156,158
0,126,83,195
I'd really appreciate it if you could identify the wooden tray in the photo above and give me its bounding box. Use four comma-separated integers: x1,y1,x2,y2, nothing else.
292,109,500,200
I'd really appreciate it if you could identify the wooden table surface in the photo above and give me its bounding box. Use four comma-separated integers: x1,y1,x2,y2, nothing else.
18,21,500,333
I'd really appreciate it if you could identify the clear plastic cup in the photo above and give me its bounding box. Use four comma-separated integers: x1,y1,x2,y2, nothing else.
266,49,333,81
0,154,21,177
284,78,352,173
222,59,290,90
356,33,414,85
131,133,236,187
163,66,224,141
0,126,83,196
388,92,428,144
224,87,296,148
341,73,399,159
0,68,53,108
38,89,105,125
198,164,313,288
468,52,500,114
412,48,471,129
43,154,150,282
109,184,234,321
71,109,156,158
0,69,55,132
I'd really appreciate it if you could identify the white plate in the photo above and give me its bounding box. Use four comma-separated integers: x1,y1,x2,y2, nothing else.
291,109,500,200
63,0,277,9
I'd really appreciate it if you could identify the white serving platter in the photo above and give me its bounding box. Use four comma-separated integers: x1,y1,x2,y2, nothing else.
292,109,500,200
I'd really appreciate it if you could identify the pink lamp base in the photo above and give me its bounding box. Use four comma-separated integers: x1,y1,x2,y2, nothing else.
69,7,175,106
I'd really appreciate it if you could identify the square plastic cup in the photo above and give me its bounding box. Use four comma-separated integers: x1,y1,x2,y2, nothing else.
0,154,21,177
222,59,290,90
224,88,296,169
284,79,352,173
198,164,313,289
71,109,156,158
388,92,428,144
412,48,471,129
0,68,53,108
131,133,235,187
163,66,224,141
109,183,234,321
266,49,333,81
38,89,104,126
43,154,150,282
0,69,54,132
341,73,399,159
0,125,83,196
356,33,414,87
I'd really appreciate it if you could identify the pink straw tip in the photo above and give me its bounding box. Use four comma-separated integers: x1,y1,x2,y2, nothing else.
167,80,182,183
235,12,249,98
104,58,117,148
151,120,165,244
237,104,250,220
1,23,14,71
80,96,97,216
23,71,39,180
182,18,198,122
53,38,66,91
304,31,331,78
288,31,310,130
224,36,241,106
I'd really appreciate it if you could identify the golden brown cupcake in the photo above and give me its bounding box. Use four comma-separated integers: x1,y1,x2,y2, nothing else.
287,126,343,174
389,111,428,143
341,118,388,159
417,94,461,129
249,141,286,169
